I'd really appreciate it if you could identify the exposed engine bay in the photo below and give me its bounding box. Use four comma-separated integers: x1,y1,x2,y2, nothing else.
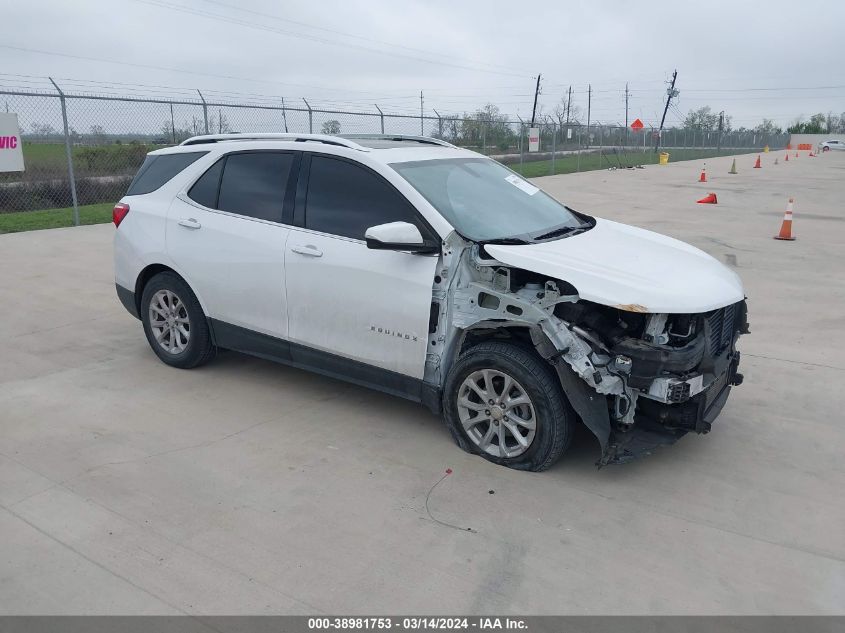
425,232,749,466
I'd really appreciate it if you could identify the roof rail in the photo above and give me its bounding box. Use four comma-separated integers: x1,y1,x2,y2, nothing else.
179,133,369,150
340,134,457,148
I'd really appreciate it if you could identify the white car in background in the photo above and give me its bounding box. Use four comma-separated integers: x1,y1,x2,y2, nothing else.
819,139,845,151
113,133,748,470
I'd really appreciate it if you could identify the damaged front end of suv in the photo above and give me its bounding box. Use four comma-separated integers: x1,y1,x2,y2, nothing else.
426,227,749,466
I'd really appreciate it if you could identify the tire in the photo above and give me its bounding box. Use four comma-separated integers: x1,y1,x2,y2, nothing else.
140,271,215,369
443,341,574,471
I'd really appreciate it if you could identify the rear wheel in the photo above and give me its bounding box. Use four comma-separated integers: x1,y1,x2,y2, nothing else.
140,272,215,369
443,341,574,471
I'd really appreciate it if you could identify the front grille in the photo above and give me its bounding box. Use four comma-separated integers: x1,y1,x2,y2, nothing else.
706,303,738,354
704,369,730,410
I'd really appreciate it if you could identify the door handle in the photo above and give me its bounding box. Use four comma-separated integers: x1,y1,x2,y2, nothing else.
178,218,202,229
290,244,323,257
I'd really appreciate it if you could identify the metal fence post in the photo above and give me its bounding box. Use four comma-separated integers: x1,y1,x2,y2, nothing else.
196,90,209,134
598,125,603,167
375,104,384,134
169,102,176,143
577,126,582,172
48,77,80,226
550,119,556,176
303,98,313,133
433,109,443,138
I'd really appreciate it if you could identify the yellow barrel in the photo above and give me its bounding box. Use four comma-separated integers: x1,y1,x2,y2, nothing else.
659,152,670,165
764,145,770,153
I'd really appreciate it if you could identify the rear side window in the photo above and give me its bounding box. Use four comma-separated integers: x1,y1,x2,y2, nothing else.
305,155,416,239
187,158,224,208
126,152,207,195
216,152,294,222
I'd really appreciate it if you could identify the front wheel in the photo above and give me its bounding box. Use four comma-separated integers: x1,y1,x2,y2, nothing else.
140,271,215,369
443,341,574,471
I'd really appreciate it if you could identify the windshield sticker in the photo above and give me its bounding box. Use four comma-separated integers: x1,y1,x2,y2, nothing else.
504,174,539,196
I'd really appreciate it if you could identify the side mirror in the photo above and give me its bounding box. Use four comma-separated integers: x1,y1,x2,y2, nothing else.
364,221,439,254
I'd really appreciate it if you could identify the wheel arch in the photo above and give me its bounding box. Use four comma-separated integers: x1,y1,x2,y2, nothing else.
134,264,210,319
457,323,540,357
439,323,546,393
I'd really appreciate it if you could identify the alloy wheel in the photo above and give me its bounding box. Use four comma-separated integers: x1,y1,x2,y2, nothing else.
149,289,191,355
456,369,537,458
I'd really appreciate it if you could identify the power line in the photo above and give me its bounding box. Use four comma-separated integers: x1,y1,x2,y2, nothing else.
196,0,528,75
0,44,457,97
129,0,532,79
680,84,845,92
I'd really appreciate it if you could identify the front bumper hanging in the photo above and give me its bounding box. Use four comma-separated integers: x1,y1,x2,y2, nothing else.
600,352,743,466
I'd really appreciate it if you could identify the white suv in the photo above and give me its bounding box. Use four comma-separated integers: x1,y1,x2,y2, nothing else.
114,133,747,470
820,139,845,151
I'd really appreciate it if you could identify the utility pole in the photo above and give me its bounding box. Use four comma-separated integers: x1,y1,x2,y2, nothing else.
565,85,572,123
530,74,541,126
655,69,678,152
625,82,629,129
420,90,424,135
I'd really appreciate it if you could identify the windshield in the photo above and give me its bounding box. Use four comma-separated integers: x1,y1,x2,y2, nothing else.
390,157,585,242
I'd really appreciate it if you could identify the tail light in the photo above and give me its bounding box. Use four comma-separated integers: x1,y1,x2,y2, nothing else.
113,203,130,228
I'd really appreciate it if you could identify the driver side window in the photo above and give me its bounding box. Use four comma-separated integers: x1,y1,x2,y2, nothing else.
305,155,417,240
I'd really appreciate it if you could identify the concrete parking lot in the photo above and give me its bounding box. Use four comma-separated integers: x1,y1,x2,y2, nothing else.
1,150,843,615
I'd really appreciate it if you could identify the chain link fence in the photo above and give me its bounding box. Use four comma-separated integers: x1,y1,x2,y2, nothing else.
0,87,790,222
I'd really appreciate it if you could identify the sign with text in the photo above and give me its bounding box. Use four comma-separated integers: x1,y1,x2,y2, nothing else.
0,113,24,172
528,127,540,152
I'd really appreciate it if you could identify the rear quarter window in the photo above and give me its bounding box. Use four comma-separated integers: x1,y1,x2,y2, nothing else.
126,151,207,195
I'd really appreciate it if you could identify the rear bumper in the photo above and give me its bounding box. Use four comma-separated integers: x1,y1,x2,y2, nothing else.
116,284,139,320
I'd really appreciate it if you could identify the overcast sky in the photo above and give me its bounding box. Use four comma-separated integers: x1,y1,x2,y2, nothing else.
3,0,844,129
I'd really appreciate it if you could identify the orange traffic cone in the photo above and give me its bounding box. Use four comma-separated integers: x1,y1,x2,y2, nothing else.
699,165,707,182
753,155,761,168
697,192,718,204
785,153,789,162
774,198,796,241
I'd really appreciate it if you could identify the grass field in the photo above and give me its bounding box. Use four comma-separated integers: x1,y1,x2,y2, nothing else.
1,147,761,234
18,142,166,165
0,203,113,233
509,148,757,178
0,143,166,181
